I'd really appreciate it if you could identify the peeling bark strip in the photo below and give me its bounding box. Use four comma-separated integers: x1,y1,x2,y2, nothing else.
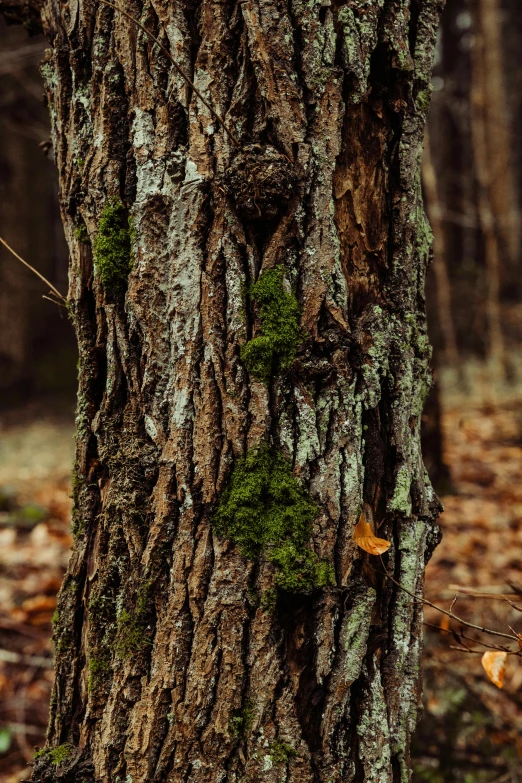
0,0,444,780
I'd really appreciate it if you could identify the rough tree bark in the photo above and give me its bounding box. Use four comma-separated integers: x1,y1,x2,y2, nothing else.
1,0,444,781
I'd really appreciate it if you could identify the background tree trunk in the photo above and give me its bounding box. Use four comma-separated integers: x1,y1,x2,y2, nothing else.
469,0,504,382
0,1,444,781
422,128,459,371
0,15,75,407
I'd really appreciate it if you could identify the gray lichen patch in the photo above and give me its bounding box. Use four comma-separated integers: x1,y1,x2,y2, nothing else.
322,584,376,730
338,1,382,104
357,661,392,783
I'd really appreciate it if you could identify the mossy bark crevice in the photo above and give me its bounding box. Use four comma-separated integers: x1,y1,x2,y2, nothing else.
213,444,334,593
241,267,302,383
93,198,133,290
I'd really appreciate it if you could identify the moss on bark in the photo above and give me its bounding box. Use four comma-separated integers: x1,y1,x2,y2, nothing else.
241,267,302,382
93,198,133,289
213,444,334,592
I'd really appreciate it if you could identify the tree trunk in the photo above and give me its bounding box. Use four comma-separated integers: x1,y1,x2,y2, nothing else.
0,16,73,403
1,1,444,781
475,0,519,270
421,128,459,371
469,0,513,383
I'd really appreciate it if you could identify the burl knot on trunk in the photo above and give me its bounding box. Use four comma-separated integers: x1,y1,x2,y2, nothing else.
224,143,298,220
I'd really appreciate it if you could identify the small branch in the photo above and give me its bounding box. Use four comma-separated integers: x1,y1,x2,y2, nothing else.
448,645,485,654
98,0,240,148
42,294,67,308
509,626,522,645
0,235,66,302
423,622,517,653
448,584,522,599
377,561,519,642
449,593,459,614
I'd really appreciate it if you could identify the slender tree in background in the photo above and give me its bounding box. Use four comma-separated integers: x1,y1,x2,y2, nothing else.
425,0,522,374
422,128,459,371
469,0,507,381
0,20,69,396
1,1,444,781
473,0,519,270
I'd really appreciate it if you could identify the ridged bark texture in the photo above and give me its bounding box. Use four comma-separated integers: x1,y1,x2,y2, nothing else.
1,0,444,780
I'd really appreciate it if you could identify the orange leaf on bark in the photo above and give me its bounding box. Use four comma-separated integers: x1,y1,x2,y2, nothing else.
354,515,391,556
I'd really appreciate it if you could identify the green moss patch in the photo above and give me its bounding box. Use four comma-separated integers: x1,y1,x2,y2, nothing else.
114,582,153,658
241,267,302,382
88,655,111,691
34,743,74,766
93,198,133,288
74,223,89,243
213,445,334,592
228,700,254,739
269,739,296,764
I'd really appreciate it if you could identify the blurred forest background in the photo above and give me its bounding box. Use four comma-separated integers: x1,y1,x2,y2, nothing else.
1,0,522,780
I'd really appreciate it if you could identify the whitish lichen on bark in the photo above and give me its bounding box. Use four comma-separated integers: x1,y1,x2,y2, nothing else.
0,0,446,780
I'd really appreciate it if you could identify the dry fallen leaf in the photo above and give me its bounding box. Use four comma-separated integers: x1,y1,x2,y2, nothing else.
481,650,507,688
11,594,57,625
354,515,391,556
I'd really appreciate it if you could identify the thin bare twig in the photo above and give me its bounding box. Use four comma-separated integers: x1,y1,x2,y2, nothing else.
0,235,66,302
449,636,521,656
449,593,459,614
377,561,519,642
509,626,522,644
423,622,516,653
448,584,522,599
42,294,67,309
98,0,240,148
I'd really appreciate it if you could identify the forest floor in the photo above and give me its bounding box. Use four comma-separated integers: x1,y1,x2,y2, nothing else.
413,379,522,783
0,385,521,782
